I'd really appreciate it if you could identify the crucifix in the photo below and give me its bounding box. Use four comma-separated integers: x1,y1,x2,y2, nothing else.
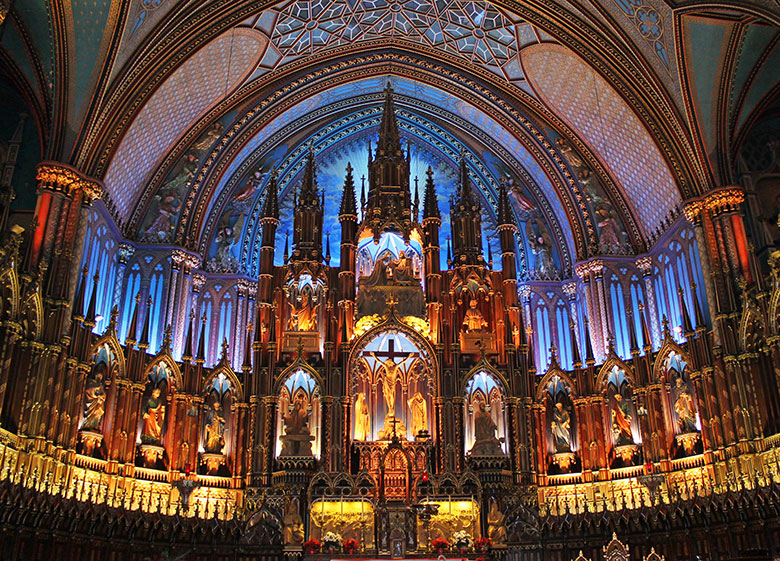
367,337,419,417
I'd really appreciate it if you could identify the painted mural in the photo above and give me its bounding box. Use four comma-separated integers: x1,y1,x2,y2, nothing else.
138,118,229,244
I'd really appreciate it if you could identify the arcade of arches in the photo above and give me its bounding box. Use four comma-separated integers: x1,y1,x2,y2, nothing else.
1,1,780,560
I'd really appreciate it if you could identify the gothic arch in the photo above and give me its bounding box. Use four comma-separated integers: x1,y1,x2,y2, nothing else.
596,355,637,391
273,360,323,396
652,339,691,384
459,361,509,397
90,333,126,379
143,354,183,390
535,367,578,402
204,365,244,402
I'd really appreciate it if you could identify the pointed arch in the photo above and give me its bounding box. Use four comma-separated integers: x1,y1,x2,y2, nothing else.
535,367,578,402
18,289,43,341
143,354,183,390
0,266,19,321
596,354,636,390
204,364,244,401
738,305,767,353
652,339,690,383
90,332,126,378
459,360,509,397
273,360,323,396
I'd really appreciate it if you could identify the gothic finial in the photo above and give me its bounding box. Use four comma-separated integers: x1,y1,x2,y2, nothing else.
339,162,357,217
220,337,229,362
108,305,119,332
422,166,440,221
161,325,172,351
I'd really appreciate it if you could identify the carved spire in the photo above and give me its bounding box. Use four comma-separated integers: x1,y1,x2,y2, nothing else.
196,312,207,363
678,286,694,336
691,282,706,330
583,317,595,365
291,148,324,262
138,296,153,349
377,82,402,157
639,303,653,352
363,83,412,241
85,272,100,325
422,166,440,221
72,266,88,321
339,162,357,217
125,292,141,346
182,310,195,361
496,179,515,229
627,308,639,354
261,169,279,221
450,152,484,266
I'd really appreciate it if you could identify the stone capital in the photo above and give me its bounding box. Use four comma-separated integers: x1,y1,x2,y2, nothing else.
36,162,102,203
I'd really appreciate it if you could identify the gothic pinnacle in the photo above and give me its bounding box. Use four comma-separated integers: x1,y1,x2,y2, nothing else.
422,166,440,220
339,162,357,217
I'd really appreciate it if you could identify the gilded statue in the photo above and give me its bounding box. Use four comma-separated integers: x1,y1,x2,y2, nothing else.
282,500,304,545
287,292,318,332
370,352,414,417
551,401,571,453
354,392,370,440
203,401,227,454
673,377,697,433
407,392,427,436
82,371,107,431
141,387,166,445
487,500,507,545
610,393,633,446
461,299,487,332
388,250,416,283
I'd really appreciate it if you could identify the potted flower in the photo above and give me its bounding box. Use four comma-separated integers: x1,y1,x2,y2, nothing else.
432,537,450,555
343,538,359,554
475,537,491,553
453,531,472,553
323,532,342,553
303,538,321,555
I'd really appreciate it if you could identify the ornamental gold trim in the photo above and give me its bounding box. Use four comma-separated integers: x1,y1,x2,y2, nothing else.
36,162,103,202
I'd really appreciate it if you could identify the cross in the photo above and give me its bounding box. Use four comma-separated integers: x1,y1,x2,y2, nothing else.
368,337,418,364
390,416,400,438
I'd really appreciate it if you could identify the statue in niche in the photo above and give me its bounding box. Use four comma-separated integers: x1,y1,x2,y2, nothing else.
370,352,414,417
287,292,318,332
282,499,304,545
487,500,507,545
354,392,370,441
470,401,504,456
610,393,634,446
462,299,487,332
203,401,227,454
407,391,427,436
388,250,416,283
526,217,555,279
673,377,697,433
551,401,572,453
82,369,107,431
280,395,314,456
141,387,166,445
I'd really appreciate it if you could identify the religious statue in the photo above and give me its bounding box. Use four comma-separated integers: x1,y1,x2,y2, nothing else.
550,401,572,453
282,499,304,545
287,292,318,331
280,396,314,456
141,387,166,445
470,401,504,456
610,393,634,446
595,204,625,254
487,500,507,545
461,299,488,332
388,250,416,283
354,392,370,441
203,401,227,454
407,392,427,437
673,377,698,433
370,352,414,417
82,371,107,431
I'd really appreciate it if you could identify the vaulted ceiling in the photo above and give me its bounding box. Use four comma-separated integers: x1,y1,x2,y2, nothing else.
1,0,778,269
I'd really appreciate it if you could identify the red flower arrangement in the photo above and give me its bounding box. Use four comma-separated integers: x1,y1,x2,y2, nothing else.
303,538,321,554
342,538,359,554
475,537,491,552
475,556,487,561
431,537,450,552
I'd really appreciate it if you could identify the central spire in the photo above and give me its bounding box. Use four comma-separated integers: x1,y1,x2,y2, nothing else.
362,82,413,242
376,83,403,159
